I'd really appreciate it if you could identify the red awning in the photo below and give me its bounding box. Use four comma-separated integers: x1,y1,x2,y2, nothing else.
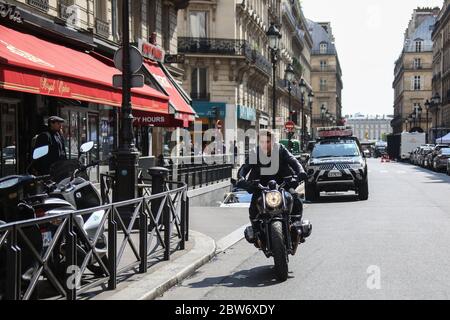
0,24,169,113
143,60,196,119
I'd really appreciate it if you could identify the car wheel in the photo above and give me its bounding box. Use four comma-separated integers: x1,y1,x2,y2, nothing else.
358,178,369,201
305,183,319,202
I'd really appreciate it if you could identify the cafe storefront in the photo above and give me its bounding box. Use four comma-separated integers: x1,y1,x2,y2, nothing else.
0,23,170,181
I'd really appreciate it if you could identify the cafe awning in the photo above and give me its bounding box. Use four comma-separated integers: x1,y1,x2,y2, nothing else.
143,60,196,124
0,24,169,113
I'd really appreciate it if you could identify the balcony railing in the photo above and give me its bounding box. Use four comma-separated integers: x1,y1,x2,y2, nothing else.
95,18,110,38
312,66,337,72
312,48,337,55
178,37,272,75
190,92,210,101
27,0,49,12
403,45,433,53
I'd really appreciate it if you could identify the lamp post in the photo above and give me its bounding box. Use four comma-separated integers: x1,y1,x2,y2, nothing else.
405,119,409,132
285,64,295,121
321,105,326,126
425,99,430,143
432,93,442,142
113,0,139,205
307,91,314,147
299,78,307,150
267,23,282,130
407,115,413,132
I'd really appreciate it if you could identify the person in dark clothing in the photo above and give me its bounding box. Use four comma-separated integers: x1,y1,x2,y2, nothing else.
32,116,67,175
237,130,307,231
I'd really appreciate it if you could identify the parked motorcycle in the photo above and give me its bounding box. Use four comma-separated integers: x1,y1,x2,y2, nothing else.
36,141,108,277
240,177,312,281
0,145,56,299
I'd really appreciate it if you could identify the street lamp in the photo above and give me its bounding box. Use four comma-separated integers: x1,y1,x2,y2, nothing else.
432,93,441,142
285,64,295,122
267,23,282,130
425,99,430,143
308,91,314,144
113,0,139,206
321,105,327,127
299,79,307,149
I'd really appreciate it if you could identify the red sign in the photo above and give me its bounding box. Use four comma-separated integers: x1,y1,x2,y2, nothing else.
318,128,353,138
133,111,187,128
139,39,164,62
285,121,295,132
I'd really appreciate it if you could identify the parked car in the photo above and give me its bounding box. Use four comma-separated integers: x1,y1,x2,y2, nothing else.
447,158,450,176
410,147,421,165
220,191,252,208
417,146,434,167
432,148,450,172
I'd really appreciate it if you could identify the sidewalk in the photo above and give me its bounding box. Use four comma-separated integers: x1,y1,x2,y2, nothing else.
93,206,249,300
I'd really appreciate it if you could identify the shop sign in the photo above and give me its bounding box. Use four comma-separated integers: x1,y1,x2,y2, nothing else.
0,2,22,23
39,75,71,96
138,39,165,62
237,105,256,121
133,111,183,127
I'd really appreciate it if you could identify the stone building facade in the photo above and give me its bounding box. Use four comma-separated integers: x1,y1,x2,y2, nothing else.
177,0,313,142
432,1,450,140
392,7,438,136
346,114,393,143
308,20,343,137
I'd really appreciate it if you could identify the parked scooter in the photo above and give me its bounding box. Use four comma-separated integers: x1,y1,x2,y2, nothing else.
0,145,60,299
36,141,108,277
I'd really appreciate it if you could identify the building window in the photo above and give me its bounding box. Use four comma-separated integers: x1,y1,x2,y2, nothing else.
190,11,208,38
320,79,327,91
320,42,328,54
414,58,421,69
191,68,208,100
415,40,423,52
162,4,171,51
147,0,157,34
132,1,142,41
413,76,421,91
320,60,327,70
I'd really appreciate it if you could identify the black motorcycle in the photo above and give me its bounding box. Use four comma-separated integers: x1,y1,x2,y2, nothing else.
240,177,312,281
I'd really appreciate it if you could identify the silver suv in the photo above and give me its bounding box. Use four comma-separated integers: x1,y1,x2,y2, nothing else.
305,136,368,202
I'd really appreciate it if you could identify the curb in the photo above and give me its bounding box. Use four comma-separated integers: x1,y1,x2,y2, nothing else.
105,230,216,300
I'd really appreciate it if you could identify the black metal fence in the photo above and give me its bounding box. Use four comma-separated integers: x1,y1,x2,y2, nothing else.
165,154,235,189
0,179,188,300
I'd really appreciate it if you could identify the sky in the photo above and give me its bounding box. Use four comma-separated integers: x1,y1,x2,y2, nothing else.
301,0,444,117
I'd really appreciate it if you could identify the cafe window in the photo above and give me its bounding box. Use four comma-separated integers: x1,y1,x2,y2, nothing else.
0,101,18,177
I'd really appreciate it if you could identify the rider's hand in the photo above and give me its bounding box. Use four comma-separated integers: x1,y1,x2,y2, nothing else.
298,172,308,182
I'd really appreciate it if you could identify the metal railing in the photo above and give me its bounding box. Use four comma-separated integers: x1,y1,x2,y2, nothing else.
0,178,188,300
165,154,234,189
178,37,272,75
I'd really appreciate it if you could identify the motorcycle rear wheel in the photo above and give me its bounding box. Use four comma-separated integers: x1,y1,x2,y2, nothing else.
270,221,289,282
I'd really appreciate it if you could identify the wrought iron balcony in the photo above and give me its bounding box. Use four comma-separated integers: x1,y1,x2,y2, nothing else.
190,92,210,101
27,0,49,12
312,66,337,72
178,37,272,76
312,48,337,55
95,18,110,38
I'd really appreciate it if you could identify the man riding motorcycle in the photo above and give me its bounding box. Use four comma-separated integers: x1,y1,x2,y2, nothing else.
237,130,308,240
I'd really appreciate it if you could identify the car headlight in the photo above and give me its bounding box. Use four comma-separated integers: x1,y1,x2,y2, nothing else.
265,191,282,209
350,163,364,170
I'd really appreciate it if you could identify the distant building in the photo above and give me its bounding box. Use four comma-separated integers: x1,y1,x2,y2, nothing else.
392,7,439,135
308,20,343,137
346,115,393,142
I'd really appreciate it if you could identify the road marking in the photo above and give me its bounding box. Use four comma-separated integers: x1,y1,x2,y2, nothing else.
215,224,250,254
379,170,389,173
396,171,406,174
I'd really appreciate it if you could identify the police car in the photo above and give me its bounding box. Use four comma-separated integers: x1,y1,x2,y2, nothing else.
305,126,369,201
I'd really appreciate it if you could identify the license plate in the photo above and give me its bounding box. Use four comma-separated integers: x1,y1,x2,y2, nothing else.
42,231,53,248
329,170,342,178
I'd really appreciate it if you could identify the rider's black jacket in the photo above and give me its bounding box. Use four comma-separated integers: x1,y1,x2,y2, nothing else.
238,144,306,191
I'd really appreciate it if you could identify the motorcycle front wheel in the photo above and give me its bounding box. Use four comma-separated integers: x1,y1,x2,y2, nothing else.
270,221,289,282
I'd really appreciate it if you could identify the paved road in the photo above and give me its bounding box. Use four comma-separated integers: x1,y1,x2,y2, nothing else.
161,159,450,300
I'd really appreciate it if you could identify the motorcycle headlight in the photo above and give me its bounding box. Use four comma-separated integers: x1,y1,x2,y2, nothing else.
266,191,282,209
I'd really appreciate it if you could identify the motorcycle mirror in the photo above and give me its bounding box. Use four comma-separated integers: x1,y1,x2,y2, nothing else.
33,145,49,160
80,141,94,153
